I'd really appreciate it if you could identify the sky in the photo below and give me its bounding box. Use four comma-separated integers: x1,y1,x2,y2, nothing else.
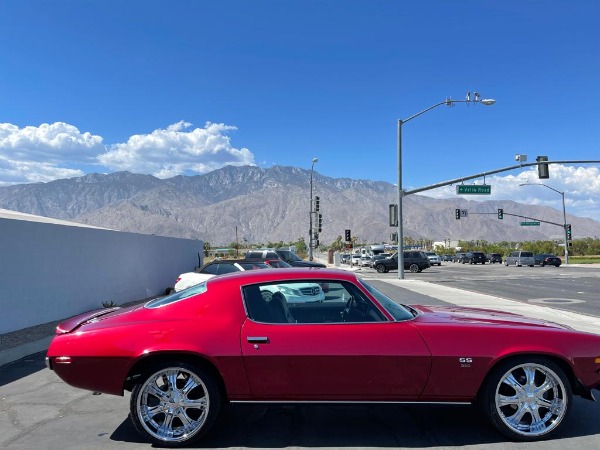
1,0,599,220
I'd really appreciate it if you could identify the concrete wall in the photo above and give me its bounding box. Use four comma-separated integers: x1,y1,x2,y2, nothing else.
0,218,203,334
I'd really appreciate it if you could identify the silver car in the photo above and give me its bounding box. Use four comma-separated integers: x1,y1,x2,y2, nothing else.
504,251,535,267
424,252,442,266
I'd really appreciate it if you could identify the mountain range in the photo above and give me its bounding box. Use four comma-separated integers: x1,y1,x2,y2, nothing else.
0,165,599,246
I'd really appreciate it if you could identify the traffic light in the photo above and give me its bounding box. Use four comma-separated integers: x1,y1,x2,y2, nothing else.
315,239,319,247
389,204,398,227
314,196,320,212
345,229,351,242
536,156,549,179
498,208,504,219
318,214,322,232
455,208,461,220
566,224,572,240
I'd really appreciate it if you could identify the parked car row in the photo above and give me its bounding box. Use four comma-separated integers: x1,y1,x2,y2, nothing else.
447,251,562,267
173,250,327,294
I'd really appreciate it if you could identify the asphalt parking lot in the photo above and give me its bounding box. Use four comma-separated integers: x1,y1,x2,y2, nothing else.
2,263,600,449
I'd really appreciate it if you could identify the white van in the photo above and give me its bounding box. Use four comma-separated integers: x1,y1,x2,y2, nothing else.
504,251,535,267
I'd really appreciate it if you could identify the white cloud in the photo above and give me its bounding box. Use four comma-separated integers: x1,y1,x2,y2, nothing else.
425,165,600,220
97,121,255,178
0,121,256,185
0,122,103,184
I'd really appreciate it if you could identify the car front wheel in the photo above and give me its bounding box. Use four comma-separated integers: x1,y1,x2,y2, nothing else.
130,362,221,447
375,264,387,273
479,357,571,441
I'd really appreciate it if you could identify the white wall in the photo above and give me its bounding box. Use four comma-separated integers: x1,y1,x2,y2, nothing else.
0,218,203,334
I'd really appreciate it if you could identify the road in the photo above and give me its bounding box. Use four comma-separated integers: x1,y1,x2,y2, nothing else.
359,262,600,318
2,264,600,449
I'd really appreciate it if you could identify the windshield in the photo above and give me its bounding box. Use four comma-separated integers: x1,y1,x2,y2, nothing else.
278,250,303,262
358,279,414,321
146,282,208,308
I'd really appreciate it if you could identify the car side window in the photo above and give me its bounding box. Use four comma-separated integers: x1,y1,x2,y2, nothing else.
216,264,239,275
243,281,386,325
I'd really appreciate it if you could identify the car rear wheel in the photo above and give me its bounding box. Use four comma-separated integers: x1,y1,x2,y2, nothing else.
375,264,387,273
409,263,420,273
130,362,221,447
480,357,571,441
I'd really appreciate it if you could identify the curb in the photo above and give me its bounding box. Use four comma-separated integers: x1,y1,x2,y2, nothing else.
0,337,52,367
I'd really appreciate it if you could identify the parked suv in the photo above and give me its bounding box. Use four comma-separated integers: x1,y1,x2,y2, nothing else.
373,251,430,273
504,251,535,267
245,249,326,268
486,253,502,264
424,252,442,266
463,251,486,264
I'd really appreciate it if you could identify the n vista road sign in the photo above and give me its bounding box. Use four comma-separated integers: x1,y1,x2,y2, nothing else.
520,221,541,226
456,185,492,195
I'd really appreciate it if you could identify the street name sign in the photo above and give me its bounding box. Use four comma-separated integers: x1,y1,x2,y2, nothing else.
520,221,541,226
456,185,492,195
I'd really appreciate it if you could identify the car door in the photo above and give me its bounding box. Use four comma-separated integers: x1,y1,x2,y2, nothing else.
240,281,431,401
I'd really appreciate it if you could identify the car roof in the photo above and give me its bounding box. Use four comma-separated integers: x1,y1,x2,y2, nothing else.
206,267,355,286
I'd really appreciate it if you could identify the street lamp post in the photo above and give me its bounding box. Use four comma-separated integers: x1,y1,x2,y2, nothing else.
309,157,318,261
397,94,495,279
519,183,569,264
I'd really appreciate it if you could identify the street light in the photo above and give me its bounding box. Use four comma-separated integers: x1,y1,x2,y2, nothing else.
397,94,495,279
309,157,318,261
519,183,569,264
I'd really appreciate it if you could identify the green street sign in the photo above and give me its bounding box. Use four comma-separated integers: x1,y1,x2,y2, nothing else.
456,185,491,195
520,221,541,226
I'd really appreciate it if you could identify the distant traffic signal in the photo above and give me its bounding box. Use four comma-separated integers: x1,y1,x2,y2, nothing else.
345,229,351,242
314,196,320,212
566,224,572,240
536,156,549,179
318,214,323,232
498,208,504,219
455,209,461,220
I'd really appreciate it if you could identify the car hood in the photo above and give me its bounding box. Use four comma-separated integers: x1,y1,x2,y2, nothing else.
411,305,571,330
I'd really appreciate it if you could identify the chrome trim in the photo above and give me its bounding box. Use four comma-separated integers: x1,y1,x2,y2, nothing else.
231,400,471,405
247,336,269,343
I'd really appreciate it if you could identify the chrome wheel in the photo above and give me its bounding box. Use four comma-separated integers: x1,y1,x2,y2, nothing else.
409,264,419,273
482,358,571,441
130,363,220,447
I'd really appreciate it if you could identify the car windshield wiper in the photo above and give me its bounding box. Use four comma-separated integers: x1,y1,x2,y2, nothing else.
403,304,419,318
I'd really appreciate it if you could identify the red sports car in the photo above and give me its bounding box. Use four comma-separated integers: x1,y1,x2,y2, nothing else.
46,269,600,447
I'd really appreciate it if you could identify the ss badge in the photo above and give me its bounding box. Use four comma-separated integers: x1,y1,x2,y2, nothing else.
459,357,473,368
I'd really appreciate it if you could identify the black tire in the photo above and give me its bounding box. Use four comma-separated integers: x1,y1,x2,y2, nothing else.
409,263,420,273
130,361,221,447
541,262,545,267
375,264,387,273
479,356,572,441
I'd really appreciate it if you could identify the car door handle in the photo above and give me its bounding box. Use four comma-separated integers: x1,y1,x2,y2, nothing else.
247,336,269,344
